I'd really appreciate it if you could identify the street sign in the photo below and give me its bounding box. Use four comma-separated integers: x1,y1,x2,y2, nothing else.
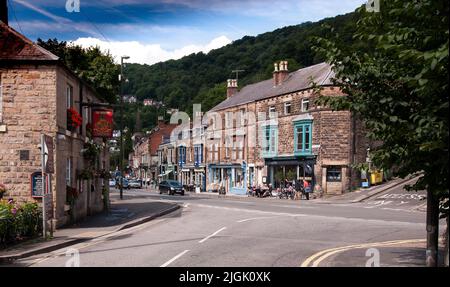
31,171,44,197
43,134,54,174
92,108,114,138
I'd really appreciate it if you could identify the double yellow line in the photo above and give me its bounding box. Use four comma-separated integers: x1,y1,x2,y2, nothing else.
301,239,426,267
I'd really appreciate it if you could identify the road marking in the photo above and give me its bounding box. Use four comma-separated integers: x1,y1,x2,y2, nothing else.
199,227,227,243
160,249,190,267
301,238,425,267
237,216,277,223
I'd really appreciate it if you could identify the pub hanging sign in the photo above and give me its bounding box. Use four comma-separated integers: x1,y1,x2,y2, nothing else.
92,108,114,138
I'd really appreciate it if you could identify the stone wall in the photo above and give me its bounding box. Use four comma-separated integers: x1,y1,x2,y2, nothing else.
0,65,57,203
0,64,109,227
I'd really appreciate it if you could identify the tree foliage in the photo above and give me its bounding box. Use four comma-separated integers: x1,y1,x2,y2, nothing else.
313,0,449,215
37,38,120,104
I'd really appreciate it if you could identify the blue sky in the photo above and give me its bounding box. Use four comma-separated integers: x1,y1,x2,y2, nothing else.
8,0,365,64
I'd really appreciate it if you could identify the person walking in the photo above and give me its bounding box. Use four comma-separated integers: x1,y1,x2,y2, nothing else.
303,179,311,200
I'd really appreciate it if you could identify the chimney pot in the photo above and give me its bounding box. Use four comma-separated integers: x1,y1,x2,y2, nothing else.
277,60,289,84
227,79,238,98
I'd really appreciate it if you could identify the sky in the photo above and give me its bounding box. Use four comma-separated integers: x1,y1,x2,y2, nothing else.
7,0,365,65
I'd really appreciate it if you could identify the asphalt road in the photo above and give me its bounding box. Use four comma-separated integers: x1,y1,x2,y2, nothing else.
13,184,434,267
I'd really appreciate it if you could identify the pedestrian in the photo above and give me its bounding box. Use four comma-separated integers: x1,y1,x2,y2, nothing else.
303,179,310,200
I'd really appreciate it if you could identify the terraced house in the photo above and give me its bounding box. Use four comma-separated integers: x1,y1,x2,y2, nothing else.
204,61,369,195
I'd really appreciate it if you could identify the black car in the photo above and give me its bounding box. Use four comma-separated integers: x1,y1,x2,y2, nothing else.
159,180,185,195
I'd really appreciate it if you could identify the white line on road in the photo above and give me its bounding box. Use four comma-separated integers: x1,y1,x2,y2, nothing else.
237,216,277,223
160,249,190,267
199,227,227,243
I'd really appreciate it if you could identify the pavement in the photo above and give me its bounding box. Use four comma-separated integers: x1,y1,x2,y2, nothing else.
0,191,180,264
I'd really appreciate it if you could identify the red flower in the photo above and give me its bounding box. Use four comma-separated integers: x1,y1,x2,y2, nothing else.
67,108,83,130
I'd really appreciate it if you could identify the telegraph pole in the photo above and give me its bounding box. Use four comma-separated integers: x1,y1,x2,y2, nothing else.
231,69,245,82
119,56,129,200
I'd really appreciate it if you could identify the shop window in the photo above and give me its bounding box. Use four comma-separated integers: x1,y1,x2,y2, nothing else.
294,120,312,155
327,166,342,182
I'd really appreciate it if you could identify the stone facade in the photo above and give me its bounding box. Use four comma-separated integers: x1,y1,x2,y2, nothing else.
0,23,109,228
202,62,369,195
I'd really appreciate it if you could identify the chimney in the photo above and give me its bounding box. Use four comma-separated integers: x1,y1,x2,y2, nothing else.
157,116,164,125
0,0,8,25
227,79,238,98
273,62,279,86
278,61,289,84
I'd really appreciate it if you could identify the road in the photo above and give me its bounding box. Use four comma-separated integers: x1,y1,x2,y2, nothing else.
12,182,433,267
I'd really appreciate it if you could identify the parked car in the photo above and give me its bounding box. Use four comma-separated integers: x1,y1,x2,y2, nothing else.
129,179,142,189
109,179,116,187
159,180,184,195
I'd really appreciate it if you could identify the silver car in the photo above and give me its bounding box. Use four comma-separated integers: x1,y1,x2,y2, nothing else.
128,179,142,189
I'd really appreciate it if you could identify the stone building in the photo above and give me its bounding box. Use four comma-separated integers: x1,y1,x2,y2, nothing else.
131,119,177,182
204,61,368,195
170,121,207,191
0,22,110,227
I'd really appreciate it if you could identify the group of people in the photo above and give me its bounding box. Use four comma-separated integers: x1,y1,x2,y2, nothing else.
249,178,312,200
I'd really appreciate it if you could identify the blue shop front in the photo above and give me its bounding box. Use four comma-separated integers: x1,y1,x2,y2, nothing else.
207,162,247,195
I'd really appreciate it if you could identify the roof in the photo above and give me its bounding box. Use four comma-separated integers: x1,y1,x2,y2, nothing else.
0,21,59,61
211,62,334,111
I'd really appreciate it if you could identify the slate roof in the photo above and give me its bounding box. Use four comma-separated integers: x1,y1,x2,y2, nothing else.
211,62,335,111
0,21,59,61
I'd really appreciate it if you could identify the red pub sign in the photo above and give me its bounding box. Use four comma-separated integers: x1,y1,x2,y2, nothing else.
92,109,114,138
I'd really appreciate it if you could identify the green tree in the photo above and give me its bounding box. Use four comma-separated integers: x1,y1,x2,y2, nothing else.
313,0,449,266
37,39,119,104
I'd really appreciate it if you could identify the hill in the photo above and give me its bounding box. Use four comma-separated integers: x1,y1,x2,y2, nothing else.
123,9,364,119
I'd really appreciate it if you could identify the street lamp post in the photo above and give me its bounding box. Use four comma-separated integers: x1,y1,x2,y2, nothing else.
119,56,130,200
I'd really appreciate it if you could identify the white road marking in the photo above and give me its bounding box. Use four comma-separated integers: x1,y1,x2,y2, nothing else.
160,249,190,267
237,216,277,223
198,227,227,243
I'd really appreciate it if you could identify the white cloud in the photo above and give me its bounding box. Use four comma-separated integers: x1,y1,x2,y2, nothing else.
72,35,232,65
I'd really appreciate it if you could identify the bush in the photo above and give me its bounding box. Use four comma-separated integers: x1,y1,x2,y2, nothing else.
0,200,42,245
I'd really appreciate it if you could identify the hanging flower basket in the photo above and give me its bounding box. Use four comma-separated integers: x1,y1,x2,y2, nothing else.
81,141,101,162
67,108,83,131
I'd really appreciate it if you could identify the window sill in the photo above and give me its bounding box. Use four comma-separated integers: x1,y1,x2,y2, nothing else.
294,151,312,156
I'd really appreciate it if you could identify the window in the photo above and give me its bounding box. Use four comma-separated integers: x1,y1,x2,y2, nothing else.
226,112,233,128
194,144,203,165
66,157,72,186
327,166,342,182
301,98,310,112
263,125,277,157
284,102,291,115
294,120,312,155
239,109,246,126
209,144,213,161
178,146,186,165
214,143,219,161
66,84,73,109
